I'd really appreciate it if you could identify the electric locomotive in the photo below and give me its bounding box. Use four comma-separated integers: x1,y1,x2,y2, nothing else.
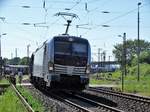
30,35,91,90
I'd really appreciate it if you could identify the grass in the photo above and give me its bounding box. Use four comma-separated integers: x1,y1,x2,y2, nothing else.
90,77,118,85
17,86,45,112
90,72,120,85
22,75,29,80
0,86,27,112
15,75,29,84
90,63,150,96
0,76,45,112
122,74,150,96
0,78,9,84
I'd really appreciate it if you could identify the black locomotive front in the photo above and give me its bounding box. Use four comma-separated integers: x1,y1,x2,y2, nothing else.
52,36,90,90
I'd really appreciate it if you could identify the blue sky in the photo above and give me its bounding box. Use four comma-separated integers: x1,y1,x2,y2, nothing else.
0,0,150,61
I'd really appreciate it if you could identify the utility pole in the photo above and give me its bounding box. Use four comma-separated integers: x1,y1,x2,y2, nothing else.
101,52,103,67
137,2,141,82
15,48,17,57
0,33,7,76
104,51,106,72
27,44,30,58
103,51,106,67
118,32,126,91
27,44,30,75
11,53,13,59
0,33,7,57
98,48,101,67
108,56,111,71
122,33,126,91
123,33,127,77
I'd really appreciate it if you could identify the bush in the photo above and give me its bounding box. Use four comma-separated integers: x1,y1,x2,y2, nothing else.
127,62,150,76
140,51,150,64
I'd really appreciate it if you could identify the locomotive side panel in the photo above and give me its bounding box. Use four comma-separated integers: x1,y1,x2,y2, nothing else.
33,45,45,78
43,39,55,83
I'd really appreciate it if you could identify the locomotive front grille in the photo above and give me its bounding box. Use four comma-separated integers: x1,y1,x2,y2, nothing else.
54,64,86,75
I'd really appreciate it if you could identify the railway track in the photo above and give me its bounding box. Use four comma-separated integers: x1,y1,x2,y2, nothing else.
48,91,93,112
11,84,34,112
12,77,123,112
0,76,34,112
88,87,150,104
49,90,124,112
6,75,149,112
3,76,34,112
4,76,34,112
87,87,150,112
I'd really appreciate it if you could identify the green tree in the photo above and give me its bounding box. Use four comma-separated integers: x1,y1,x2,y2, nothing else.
9,57,21,65
2,58,9,66
113,39,150,65
139,51,150,64
19,57,28,65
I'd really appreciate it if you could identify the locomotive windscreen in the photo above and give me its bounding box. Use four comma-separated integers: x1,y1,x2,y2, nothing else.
72,43,87,57
54,38,88,66
54,41,71,55
54,41,87,56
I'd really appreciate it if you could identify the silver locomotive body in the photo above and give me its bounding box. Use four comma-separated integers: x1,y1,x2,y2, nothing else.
30,35,91,90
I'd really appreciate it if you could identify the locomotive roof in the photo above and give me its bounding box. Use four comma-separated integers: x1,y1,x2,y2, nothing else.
53,35,89,43
33,35,89,54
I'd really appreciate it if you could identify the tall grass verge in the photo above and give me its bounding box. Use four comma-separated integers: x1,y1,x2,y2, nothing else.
17,86,45,112
0,86,27,112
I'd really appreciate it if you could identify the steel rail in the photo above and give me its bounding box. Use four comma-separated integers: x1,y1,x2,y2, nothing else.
89,87,150,104
49,91,94,112
72,93,124,112
11,84,34,112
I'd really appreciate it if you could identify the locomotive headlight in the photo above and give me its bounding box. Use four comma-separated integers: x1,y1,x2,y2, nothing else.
86,65,90,74
48,62,54,72
69,37,74,42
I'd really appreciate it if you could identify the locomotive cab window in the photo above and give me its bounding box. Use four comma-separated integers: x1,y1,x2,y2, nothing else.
54,41,71,55
72,43,87,57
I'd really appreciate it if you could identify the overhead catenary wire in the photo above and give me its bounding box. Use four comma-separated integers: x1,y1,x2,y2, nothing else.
87,0,101,4
76,0,113,35
1,0,150,59
42,0,82,32
84,0,113,14
2,1,150,38
2,20,42,44
43,0,83,36
44,0,84,4
68,0,82,11
3,2,150,37
81,2,150,36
